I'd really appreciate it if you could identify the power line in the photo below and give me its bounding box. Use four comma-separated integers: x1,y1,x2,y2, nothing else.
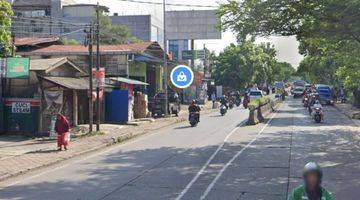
114,0,218,8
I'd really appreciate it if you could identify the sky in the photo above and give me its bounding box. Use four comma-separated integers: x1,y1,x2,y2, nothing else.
77,0,303,68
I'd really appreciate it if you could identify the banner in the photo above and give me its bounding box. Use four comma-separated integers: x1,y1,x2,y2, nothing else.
92,68,105,88
6,57,30,79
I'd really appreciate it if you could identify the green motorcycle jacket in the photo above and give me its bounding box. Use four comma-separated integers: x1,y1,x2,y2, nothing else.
288,185,333,200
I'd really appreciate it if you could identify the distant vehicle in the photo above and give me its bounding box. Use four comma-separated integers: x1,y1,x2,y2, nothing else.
220,104,227,116
315,84,333,105
249,90,263,100
293,80,307,87
305,84,312,90
151,92,180,117
293,87,305,98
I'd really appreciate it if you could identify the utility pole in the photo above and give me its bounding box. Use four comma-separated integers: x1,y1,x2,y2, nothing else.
86,24,94,132
190,39,195,69
163,0,168,115
95,3,100,131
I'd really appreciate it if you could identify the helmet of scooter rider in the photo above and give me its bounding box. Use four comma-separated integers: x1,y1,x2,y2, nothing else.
191,99,196,105
315,100,320,104
303,162,323,185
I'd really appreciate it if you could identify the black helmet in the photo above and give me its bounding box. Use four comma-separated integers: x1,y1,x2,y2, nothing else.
303,162,323,184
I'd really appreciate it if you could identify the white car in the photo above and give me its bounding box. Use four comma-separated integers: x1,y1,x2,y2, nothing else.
249,90,263,100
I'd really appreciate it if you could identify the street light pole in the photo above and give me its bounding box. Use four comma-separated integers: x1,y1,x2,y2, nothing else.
163,0,168,115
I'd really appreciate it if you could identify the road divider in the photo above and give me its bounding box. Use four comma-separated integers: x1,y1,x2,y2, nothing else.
247,97,280,125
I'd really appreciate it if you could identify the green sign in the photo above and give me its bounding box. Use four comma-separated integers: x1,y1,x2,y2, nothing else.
182,50,206,60
6,57,30,79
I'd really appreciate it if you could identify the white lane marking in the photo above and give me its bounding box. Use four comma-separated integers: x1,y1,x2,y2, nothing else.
199,112,278,200
175,122,245,200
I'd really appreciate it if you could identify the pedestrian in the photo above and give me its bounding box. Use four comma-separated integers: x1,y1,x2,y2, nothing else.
211,92,216,109
288,162,332,200
55,113,71,151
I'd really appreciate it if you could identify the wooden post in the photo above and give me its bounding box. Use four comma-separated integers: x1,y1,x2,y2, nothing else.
73,90,78,126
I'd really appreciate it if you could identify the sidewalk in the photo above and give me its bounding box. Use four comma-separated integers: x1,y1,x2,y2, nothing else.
0,102,214,182
334,102,360,126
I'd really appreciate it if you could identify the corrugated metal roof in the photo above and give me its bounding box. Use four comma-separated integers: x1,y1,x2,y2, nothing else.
42,76,89,90
30,57,86,74
15,37,61,46
30,57,66,71
23,42,156,55
109,77,149,85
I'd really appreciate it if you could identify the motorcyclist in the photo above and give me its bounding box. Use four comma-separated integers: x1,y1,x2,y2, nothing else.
288,162,332,200
188,99,201,122
219,95,228,109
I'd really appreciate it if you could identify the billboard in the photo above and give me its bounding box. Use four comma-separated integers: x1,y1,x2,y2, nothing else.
166,10,221,40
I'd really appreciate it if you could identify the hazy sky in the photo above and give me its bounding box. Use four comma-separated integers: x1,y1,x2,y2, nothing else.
77,0,303,67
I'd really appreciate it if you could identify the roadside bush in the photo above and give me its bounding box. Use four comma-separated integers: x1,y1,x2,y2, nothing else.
248,96,270,110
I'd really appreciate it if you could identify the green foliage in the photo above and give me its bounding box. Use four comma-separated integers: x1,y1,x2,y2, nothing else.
98,13,141,44
248,96,270,110
0,1,13,56
218,0,360,98
211,41,294,90
61,37,80,45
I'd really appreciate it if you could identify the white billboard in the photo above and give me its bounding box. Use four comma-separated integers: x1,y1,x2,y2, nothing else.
165,10,221,40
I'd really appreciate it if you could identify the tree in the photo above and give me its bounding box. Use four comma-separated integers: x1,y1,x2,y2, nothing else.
218,0,360,106
0,1,13,56
211,41,293,90
98,13,141,45
61,37,80,45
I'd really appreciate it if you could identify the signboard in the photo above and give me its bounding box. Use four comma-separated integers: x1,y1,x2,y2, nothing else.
170,65,194,89
182,50,206,60
166,10,221,40
92,68,105,88
6,57,30,79
11,102,31,113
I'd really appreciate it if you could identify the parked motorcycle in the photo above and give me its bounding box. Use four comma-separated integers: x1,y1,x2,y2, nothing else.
312,107,323,123
189,112,200,127
220,104,227,116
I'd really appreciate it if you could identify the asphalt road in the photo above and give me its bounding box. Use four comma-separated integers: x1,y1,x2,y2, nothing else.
0,98,359,200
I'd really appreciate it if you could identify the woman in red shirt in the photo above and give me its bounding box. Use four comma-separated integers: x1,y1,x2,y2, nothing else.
55,113,70,151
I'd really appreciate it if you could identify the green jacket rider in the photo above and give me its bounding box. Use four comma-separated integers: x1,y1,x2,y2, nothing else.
288,162,332,200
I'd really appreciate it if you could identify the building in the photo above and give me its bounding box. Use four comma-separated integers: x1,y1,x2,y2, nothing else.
17,41,166,98
12,2,164,45
3,57,89,135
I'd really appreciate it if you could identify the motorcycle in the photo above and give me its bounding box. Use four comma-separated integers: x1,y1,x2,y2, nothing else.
235,98,241,107
312,107,323,123
189,112,200,127
303,97,309,107
220,104,227,116
229,101,234,109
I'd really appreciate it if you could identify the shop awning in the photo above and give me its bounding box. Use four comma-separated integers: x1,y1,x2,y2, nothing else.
108,77,149,85
42,76,89,90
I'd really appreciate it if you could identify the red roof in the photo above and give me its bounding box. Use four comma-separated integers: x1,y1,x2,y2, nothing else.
21,42,157,55
15,37,61,46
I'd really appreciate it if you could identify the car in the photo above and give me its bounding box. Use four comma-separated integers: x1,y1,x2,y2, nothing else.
249,90,263,100
293,87,305,98
315,84,333,105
